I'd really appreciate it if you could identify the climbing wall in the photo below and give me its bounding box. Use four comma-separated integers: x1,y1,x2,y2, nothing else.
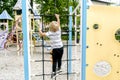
86,5,120,80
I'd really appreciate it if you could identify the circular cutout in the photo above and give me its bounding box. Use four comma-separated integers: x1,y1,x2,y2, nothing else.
93,24,99,29
115,28,120,42
93,61,111,77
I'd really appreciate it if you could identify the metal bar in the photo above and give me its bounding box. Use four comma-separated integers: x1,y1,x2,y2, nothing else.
75,11,77,45
22,0,31,80
35,44,80,47
34,30,80,33
68,6,73,74
67,1,69,80
81,0,87,80
34,14,77,17
71,3,81,15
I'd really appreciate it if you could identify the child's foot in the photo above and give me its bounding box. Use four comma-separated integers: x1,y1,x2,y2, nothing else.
51,72,56,78
56,68,62,73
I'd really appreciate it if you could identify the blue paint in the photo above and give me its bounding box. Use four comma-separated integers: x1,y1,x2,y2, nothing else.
81,0,87,80
22,0,30,80
68,6,72,74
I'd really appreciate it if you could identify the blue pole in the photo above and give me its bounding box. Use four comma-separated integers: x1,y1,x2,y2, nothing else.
81,0,87,80
22,0,30,80
68,6,72,74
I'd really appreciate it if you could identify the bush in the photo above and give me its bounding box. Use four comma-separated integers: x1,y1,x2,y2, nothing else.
61,26,75,40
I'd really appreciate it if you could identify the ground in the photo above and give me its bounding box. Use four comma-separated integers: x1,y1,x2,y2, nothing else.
0,41,81,80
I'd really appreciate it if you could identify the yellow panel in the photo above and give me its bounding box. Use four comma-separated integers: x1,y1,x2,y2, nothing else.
87,5,120,80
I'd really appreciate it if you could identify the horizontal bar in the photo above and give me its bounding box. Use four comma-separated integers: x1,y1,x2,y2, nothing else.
31,58,80,62
34,14,78,17
35,30,80,33
31,72,79,77
35,44,80,47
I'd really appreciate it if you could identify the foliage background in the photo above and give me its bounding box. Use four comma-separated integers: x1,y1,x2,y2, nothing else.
0,0,17,17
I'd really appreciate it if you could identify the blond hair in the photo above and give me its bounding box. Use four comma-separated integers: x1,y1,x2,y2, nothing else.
49,21,59,32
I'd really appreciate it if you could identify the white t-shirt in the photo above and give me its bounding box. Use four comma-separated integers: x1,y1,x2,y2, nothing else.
46,28,63,49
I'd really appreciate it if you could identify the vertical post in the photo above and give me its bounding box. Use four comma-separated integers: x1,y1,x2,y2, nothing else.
81,0,87,80
74,11,77,45
68,6,72,74
22,0,31,80
41,16,45,80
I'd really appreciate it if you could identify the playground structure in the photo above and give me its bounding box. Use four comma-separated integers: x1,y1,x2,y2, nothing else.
0,10,12,49
0,0,81,53
1,0,120,80
0,0,41,53
0,10,23,52
0,0,81,80
86,5,120,80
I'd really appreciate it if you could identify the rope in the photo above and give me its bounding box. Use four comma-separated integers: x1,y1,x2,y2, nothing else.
31,58,80,62
31,59,79,77
31,72,78,77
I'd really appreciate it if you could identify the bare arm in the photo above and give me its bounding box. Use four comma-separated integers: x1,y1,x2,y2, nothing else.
55,14,60,27
38,28,46,37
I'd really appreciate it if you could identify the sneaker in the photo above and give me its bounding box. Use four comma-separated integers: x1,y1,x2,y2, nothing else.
56,68,62,73
51,72,56,78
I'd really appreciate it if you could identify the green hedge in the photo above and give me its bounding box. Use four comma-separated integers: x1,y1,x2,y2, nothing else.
61,26,80,40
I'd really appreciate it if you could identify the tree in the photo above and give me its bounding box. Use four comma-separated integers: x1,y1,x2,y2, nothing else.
0,0,17,17
34,0,78,25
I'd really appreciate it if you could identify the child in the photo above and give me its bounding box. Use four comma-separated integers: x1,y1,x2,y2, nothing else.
38,14,64,78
